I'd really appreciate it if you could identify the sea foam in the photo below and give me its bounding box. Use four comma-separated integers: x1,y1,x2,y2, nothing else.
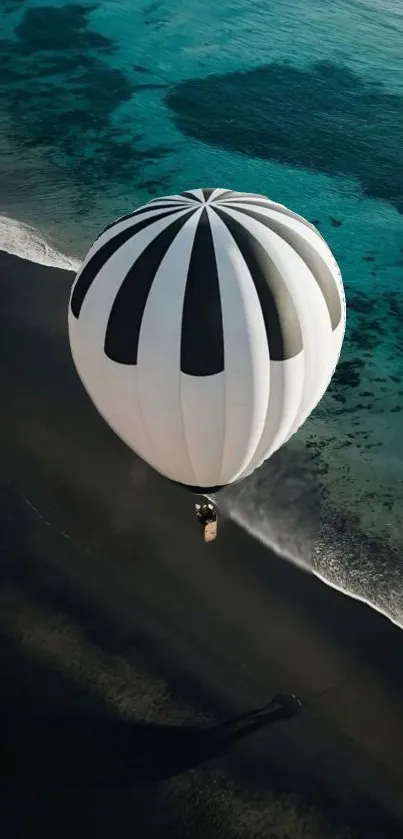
0,215,81,272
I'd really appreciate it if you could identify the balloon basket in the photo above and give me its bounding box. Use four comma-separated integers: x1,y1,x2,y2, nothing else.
195,501,218,543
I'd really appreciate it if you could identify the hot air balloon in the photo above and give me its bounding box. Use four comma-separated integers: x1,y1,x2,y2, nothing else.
68,188,346,542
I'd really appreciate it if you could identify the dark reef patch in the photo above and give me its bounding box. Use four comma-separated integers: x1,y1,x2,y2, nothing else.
136,173,179,194
331,359,364,390
165,60,403,212
133,64,151,74
0,4,175,204
324,281,403,423
347,295,376,315
14,4,113,52
349,316,387,352
133,83,168,92
142,2,169,31
344,284,403,362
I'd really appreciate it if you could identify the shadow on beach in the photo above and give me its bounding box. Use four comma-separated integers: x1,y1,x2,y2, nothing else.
1,704,290,790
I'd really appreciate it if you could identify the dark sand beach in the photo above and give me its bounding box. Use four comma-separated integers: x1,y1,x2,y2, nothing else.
1,249,403,838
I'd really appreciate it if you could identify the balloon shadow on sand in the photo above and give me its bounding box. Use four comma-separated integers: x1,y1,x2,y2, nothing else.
2,702,294,789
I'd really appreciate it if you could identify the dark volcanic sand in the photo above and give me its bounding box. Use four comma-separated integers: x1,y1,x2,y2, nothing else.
1,250,403,839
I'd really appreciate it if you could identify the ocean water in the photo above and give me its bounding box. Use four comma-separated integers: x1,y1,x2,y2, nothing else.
0,0,402,624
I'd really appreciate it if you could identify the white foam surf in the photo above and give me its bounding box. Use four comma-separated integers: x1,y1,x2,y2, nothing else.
0,215,81,272
229,507,313,573
229,508,403,631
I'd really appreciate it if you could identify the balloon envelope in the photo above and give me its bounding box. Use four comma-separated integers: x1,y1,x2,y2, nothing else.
68,188,345,491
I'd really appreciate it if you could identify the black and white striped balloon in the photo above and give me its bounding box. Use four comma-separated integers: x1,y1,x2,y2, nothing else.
68,188,346,491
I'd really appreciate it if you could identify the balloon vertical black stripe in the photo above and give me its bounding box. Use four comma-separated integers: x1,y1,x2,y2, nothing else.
105,210,194,364
227,204,342,329
214,207,303,360
70,208,183,319
214,190,239,200
202,188,217,201
180,208,224,376
219,198,318,232
99,204,188,237
180,190,202,202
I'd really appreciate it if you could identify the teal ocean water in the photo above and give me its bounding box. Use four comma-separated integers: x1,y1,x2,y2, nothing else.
0,0,402,623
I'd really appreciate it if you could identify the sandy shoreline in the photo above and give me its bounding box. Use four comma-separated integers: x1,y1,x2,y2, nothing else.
1,249,403,838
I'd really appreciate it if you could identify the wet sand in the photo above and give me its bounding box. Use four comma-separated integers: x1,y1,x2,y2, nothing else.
1,250,403,838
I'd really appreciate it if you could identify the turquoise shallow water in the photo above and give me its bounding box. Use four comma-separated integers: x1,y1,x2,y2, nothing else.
0,0,402,623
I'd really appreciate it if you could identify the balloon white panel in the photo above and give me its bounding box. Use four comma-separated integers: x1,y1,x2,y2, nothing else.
136,209,202,483
208,208,270,484
180,372,226,487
